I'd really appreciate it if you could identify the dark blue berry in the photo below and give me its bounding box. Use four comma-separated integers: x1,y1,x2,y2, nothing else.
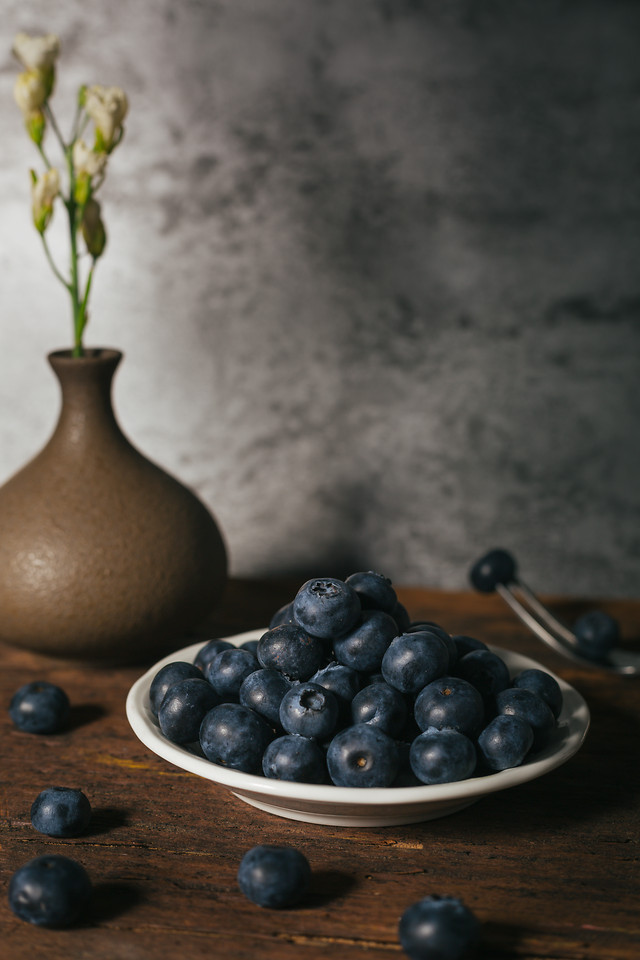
391,601,411,634
8,855,92,928
310,661,362,703
30,787,92,838
9,681,70,734
477,714,534,771
350,682,408,738
414,677,485,738
269,600,295,629
455,649,510,700
398,894,480,960
345,571,397,613
257,623,326,681
262,735,327,783
513,668,563,719
381,632,450,694
452,634,489,659
149,661,202,716
495,687,556,751
469,548,516,592
157,678,220,744
237,845,311,909
240,639,260,654
205,648,259,702
279,682,339,740
573,610,619,660
293,578,361,639
193,638,235,673
200,703,274,773
327,724,400,787
409,729,476,784
333,609,398,673
239,668,290,727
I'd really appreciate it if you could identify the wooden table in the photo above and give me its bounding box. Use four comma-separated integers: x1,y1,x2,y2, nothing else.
1,579,638,959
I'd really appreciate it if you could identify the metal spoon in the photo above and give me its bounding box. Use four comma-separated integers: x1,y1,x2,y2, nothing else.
469,549,640,676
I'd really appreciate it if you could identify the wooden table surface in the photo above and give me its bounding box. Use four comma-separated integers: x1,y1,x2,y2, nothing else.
1,579,638,960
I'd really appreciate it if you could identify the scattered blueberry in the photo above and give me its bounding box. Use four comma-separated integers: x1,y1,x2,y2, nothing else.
327,724,400,787
573,610,619,661
409,728,476,785
279,682,339,741
157,678,220,744
333,609,399,673
257,623,326,681
149,661,202,716
398,894,480,960
30,787,92,838
469,547,516,593
263,735,327,783
9,681,70,734
200,702,274,773
477,714,534,771
237,845,311,909
293,578,361,639
345,571,397,613
8,855,92,928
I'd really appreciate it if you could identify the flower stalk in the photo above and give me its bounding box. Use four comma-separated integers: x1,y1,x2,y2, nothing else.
12,33,127,356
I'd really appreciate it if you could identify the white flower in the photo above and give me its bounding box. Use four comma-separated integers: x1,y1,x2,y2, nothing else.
13,70,48,115
84,85,128,150
73,139,108,179
31,168,60,233
12,33,60,71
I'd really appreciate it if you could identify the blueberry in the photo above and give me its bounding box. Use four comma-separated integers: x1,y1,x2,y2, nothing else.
237,845,311,909
573,610,619,661
30,787,92,838
513,668,563,719
495,687,556,751
200,702,274,773
310,661,362,704
293,578,361,639
345,571,397,613
333,609,398,673
391,601,412,634
409,728,476,784
279,682,339,740
269,600,296,629
327,724,400,787
398,894,480,960
452,634,489,659
240,639,260,654
257,623,326,681
262,735,327,783
405,623,457,670
9,681,70,734
149,661,203,716
193,638,235,673
414,677,485,739
477,714,534,771
455,649,511,700
8,855,92,928
205,648,259,702
239,668,291,727
381,632,450,695
157,678,220,744
350,682,408,738
469,548,516,593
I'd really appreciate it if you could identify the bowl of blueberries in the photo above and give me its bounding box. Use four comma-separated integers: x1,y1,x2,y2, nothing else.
126,572,590,826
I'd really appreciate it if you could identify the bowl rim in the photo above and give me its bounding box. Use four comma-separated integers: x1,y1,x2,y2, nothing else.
126,630,590,808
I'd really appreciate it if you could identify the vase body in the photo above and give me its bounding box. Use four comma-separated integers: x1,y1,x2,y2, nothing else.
0,349,227,662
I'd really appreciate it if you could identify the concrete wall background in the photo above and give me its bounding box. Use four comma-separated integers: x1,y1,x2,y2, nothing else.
1,0,638,597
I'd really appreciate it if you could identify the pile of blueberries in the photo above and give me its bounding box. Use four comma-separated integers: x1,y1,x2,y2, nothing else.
152,572,564,788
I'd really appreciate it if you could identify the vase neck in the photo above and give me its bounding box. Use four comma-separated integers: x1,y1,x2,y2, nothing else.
47,349,124,452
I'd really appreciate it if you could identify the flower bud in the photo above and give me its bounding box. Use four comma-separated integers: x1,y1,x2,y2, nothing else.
84,85,128,152
31,168,60,234
14,70,48,115
12,33,60,71
73,139,108,180
25,109,46,146
81,198,107,258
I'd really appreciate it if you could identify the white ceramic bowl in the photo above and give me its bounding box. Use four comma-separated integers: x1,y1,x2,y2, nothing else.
126,630,590,827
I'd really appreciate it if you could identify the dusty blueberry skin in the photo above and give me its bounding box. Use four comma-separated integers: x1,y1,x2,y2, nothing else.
333,609,399,673
150,661,203,716
477,713,534,771
409,729,477,785
262,735,327,783
293,578,361,640
406,623,458,671
157,678,220,745
200,702,274,773
455,649,511,700
257,623,326,681
239,668,291,728
414,677,485,739
269,600,296,629
398,894,480,960
381,632,450,695
391,601,411,634
573,610,619,660
279,682,340,741
31,787,92,838
327,724,400,787
495,687,556,751
350,682,408,738
205,648,260,702
469,547,516,593
345,571,397,614
237,845,311,909
513,668,563,719
8,855,92,928
193,638,235,673
9,682,70,734
452,634,489,659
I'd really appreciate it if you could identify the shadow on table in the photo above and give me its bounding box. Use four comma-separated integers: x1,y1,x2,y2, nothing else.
83,806,130,837
307,869,358,906
66,703,107,730
87,881,145,924
480,921,528,957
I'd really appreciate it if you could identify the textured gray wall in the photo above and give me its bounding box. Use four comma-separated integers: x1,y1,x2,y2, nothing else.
1,1,639,597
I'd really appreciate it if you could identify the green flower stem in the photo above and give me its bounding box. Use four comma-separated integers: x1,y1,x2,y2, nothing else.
65,144,84,357
40,233,71,291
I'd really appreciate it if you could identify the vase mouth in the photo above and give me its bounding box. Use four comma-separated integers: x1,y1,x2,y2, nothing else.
48,347,123,364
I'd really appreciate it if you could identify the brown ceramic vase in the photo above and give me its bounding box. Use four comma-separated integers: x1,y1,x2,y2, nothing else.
0,348,227,663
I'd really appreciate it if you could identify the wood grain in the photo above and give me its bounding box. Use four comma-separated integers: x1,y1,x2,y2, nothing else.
0,580,638,959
